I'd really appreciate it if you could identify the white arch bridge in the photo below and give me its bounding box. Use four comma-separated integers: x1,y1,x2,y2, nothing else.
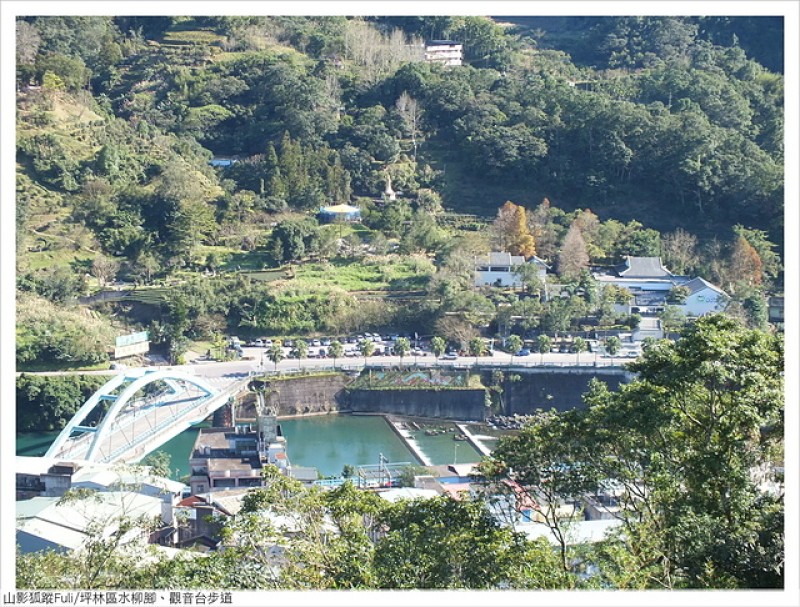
45,369,249,464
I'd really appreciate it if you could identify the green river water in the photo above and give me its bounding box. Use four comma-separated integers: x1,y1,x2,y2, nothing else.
16,414,484,481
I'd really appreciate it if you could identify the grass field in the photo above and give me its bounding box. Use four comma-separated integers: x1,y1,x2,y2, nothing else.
292,256,434,292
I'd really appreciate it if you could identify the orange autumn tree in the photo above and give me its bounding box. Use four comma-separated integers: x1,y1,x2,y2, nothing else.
491,201,536,258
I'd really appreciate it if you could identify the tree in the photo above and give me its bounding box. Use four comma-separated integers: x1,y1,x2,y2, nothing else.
374,495,561,589
732,225,781,285
430,336,446,364
572,336,587,365
536,334,551,364
358,338,375,367
728,234,764,293
491,201,536,257
268,340,284,372
557,223,589,280
661,228,698,275
434,315,478,351
396,91,421,160
659,305,686,335
481,409,596,573
91,254,120,287
604,335,621,363
468,336,486,365
17,20,41,85
329,339,344,369
513,262,544,297
666,285,691,304
295,339,308,368
507,334,523,366
489,315,783,588
394,337,411,367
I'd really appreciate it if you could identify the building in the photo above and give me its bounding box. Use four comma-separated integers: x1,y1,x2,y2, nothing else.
768,295,784,327
680,277,729,316
425,40,463,66
209,156,238,168
317,204,361,223
594,256,728,317
16,456,184,500
474,251,548,289
189,402,289,494
16,490,166,554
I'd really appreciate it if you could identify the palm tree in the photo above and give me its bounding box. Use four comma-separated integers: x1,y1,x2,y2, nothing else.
295,339,308,369
358,339,375,368
572,336,587,365
329,340,344,369
268,340,284,372
507,335,523,367
394,337,411,368
430,336,446,365
605,335,621,365
536,335,552,365
468,337,486,366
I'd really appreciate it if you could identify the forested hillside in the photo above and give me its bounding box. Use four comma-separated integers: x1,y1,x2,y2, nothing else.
15,15,783,367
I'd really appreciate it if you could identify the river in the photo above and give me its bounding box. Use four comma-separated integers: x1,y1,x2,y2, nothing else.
16,414,485,481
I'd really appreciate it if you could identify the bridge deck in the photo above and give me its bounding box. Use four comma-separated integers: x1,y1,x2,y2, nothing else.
49,377,249,464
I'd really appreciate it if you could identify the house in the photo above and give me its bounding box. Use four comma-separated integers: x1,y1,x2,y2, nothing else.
16,456,184,501
474,251,548,290
425,40,463,66
317,203,362,223
593,256,728,317
16,490,166,554
768,296,784,326
681,277,729,316
209,156,238,168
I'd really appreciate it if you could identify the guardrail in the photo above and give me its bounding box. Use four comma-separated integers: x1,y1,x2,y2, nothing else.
253,359,629,377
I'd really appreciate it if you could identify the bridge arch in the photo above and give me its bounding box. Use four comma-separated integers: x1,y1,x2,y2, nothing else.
45,369,219,463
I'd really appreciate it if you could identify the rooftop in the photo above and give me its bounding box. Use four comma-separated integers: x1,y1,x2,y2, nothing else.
617,256,672,278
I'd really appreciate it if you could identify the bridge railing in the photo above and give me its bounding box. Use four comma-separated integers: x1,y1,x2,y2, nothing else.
103,378,250,463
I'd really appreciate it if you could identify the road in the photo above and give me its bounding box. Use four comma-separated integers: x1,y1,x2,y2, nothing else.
18,346,635,380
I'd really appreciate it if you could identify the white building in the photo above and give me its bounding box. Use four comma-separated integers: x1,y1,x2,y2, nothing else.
16,490,165,554
681,277,729,316
424,40,463,66
594,256,728,317
474,251,548,290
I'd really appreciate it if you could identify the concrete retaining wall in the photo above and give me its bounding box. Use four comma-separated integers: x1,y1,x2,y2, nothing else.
347,388,488,421
485,368,631,415
234,368,632,422
236,374,354,419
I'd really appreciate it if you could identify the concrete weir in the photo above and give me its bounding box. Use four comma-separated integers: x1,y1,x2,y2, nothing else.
456,424,492,457
386,418,433,466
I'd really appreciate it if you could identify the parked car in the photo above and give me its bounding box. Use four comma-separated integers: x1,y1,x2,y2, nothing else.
254,339,264,348
321,338,331,346
311,339,321,347
442,352,458,360
517,348,531,357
